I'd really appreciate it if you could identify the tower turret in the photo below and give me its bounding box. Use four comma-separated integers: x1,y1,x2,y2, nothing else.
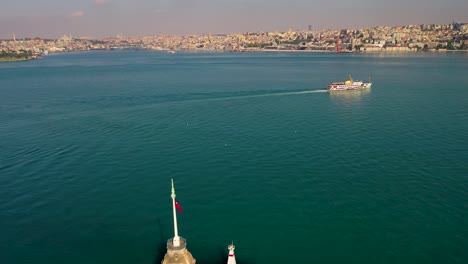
161,179,196,264
227,243,236,264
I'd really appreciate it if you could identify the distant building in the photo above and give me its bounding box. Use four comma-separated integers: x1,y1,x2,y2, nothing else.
308,25,312,31
460,24,468,33
421,24,435,31
59,35,72,43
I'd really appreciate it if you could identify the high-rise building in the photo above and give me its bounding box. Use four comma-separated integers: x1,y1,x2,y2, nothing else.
308,25,312,31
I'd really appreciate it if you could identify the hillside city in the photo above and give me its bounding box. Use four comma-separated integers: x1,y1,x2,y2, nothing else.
1,22,468,60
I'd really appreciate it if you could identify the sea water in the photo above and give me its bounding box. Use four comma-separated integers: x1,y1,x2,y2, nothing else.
0,51,467,264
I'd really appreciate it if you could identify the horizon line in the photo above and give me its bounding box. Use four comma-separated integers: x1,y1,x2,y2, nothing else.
2,21,467,40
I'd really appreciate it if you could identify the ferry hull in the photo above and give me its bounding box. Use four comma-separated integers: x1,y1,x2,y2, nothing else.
327,82,372,91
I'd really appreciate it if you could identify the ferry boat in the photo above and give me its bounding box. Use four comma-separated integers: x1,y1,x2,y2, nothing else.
327,75,372,91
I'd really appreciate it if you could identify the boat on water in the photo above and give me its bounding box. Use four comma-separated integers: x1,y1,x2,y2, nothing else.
327,75,372,91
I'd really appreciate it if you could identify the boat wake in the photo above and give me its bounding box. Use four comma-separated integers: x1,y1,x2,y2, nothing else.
43,89,329,121
278,90,329,95
209,89,328,101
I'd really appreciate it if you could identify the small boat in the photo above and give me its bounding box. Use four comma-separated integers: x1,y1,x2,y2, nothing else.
327,75,372,91
168,50,176,54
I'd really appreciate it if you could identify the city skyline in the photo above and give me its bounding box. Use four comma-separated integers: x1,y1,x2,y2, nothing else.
1,0,468,39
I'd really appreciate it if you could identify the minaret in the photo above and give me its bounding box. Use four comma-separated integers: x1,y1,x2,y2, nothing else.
162,179,196,264
227,243,236,264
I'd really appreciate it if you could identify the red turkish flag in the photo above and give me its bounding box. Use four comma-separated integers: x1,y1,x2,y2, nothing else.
175,200,183,213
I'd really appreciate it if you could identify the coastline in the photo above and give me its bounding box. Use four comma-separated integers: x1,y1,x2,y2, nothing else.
1,48,467,63
2,22,466,61
0,58,33,62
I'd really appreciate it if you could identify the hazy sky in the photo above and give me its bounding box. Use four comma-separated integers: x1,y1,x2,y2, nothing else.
1,0,467,39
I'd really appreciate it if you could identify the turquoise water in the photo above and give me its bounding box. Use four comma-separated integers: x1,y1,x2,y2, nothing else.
0,51,467,264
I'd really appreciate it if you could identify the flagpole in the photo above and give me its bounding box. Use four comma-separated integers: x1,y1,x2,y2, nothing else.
171,179,180,247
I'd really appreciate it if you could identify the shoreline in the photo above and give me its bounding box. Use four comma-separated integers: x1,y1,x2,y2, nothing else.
0,56,40,62
0,58,32,62
1,49,466,63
